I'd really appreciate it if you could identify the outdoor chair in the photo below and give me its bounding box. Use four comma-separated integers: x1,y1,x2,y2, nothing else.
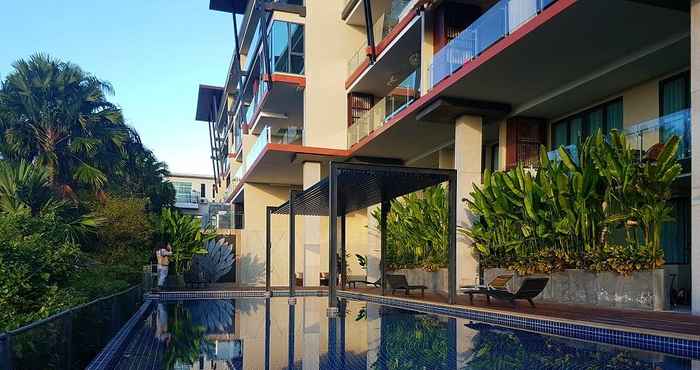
347,275,381,288
484,277,549,307
386,274,427,296
460,274,513,304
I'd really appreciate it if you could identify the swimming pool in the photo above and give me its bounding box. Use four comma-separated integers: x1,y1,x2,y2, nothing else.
96,296,696,369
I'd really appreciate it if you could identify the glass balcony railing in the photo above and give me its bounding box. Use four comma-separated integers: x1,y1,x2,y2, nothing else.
271,126,303,145
429,0,557,88
347,69,419,147
346,0,414,76
624,108,691,161
244,126,271,174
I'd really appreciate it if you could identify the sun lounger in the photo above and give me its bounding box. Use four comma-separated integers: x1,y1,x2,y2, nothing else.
386,274,427,296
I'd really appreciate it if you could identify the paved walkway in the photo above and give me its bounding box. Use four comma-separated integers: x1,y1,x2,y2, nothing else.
345,287,700,337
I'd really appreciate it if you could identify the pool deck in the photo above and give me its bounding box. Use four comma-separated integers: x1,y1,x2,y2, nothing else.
343,287,700,339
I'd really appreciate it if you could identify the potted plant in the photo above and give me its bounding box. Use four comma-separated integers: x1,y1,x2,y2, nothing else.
158,208,216,288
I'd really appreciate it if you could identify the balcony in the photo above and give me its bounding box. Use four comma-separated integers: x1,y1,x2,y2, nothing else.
544,109,691,169
624,109,691,164
175,190,202,209
346,0,418,83
348,69,419,147
429,0,557,89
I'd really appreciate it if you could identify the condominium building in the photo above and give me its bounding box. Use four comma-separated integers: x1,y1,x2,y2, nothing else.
166,172,216,215
196,0,698,313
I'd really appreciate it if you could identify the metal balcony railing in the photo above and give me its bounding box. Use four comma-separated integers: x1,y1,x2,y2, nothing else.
429,0,558,89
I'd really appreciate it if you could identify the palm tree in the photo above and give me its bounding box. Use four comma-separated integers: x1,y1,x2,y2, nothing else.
0,53,128,197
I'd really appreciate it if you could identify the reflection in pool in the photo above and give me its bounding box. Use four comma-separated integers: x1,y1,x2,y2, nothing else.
109,296,695,369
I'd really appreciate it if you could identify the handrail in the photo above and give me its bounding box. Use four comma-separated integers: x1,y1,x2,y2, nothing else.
1,285,142,336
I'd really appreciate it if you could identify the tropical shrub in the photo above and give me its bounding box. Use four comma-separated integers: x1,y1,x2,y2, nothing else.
158,208,216,275
0,213,83,331
371,185,449,271
464,130,680,275
90,196,154,256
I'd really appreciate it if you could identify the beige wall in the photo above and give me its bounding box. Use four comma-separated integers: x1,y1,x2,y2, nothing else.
241,183,304,286
304,0,365,149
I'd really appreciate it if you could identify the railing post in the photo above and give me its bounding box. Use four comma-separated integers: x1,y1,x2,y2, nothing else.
0,334,12,370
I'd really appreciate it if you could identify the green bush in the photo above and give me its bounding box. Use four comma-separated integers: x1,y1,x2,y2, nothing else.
0,213,83,331
464,130,681,275
372,186,449,271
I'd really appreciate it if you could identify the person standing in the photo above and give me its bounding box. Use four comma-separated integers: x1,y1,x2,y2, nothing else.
156,242,173,289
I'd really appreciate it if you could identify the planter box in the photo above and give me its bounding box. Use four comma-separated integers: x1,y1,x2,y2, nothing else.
484,268,667,311
390,268,448,294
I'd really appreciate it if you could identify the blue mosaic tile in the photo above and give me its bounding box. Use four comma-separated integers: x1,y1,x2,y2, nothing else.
337,291,700,360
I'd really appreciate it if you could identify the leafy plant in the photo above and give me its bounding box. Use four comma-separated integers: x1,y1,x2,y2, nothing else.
463,130,680,275
192,238,235,283
158,208,215,275
371,185,449,271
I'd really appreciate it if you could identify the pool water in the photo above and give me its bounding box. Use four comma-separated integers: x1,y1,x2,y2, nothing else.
109,296,695,370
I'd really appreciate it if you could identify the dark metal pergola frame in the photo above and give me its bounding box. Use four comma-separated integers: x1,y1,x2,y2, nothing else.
266,162,458,308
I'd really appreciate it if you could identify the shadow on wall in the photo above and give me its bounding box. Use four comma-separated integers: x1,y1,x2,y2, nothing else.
237,254,266,286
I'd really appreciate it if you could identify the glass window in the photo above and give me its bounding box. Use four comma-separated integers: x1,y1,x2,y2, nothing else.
173,182,193,204
569,117,582,145
587,109,603,136
606,100,623,132
552,121,567,149
269,21,304,75
551,98,623,148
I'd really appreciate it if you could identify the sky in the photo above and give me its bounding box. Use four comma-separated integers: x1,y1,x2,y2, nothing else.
0,1,233,176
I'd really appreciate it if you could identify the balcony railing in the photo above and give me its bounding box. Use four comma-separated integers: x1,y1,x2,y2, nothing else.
346,0,414,76
245,126,271,174
624,108,691,161
347,69,419,147
175,190,202,209
429,0,557,89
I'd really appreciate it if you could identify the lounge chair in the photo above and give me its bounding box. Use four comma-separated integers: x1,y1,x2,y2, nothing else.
386,274,427,296
485,278,549,307
460,274,513,304
347,275,381,288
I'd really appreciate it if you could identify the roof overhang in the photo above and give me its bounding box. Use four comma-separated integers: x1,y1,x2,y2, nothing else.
195,85,224,122
209,0,248,14
273,162,455,216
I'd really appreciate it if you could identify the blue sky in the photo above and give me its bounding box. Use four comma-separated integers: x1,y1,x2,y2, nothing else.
0,1,233,176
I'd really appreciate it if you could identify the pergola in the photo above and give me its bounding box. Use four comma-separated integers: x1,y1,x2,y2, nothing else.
266,162,458,308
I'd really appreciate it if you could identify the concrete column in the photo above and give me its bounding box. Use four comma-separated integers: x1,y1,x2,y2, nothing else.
454,115,483,287
303,162,322,287
366,205,381,282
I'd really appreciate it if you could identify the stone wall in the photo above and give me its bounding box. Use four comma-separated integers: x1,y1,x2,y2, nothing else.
390,268,449,294
484,268,667,311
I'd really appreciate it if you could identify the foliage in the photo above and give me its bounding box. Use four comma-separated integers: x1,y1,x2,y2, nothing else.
192,239,235,283
0,55,173,333
0,53,174,208
463,130,681,275
90,196,154,254
0,213,82,332
374,313,450,370
164,303,212,369
158,208,216,275
371,185,449,271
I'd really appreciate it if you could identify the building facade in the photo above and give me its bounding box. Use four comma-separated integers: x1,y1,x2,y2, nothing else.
166,173,216,217
195,0,698,313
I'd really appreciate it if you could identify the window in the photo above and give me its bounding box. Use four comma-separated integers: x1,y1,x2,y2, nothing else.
348,93,373,127
660,72,690,158
173,182,193,204
200,184,206,198
269,21,304,75
551,98,623,149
